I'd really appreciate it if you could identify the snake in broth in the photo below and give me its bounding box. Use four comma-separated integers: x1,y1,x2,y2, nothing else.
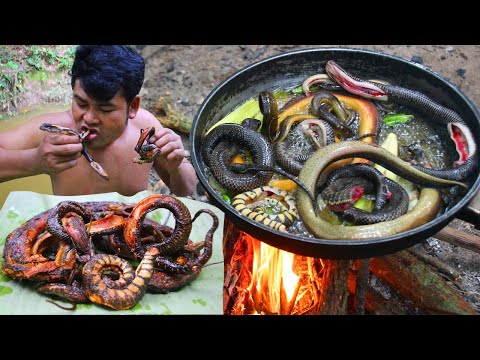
296,141,466,239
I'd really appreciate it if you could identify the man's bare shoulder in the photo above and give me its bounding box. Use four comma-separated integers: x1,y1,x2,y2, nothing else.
133,108,165,130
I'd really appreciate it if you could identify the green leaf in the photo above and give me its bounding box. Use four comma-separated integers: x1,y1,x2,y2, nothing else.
221,194,231,204
290,85,304,95
383,114,414,126
354,197,374,212
205,98,262,134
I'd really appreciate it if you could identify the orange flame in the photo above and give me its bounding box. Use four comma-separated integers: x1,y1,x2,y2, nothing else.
247,236,300,314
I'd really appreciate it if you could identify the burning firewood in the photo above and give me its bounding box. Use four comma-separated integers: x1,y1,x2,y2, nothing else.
318,260,350,315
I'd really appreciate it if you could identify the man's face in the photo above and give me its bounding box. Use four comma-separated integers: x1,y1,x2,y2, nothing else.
71,80,129,149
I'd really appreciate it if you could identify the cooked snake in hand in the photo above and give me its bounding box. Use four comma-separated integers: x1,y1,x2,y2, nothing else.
133,126,161,164
39,123,109,180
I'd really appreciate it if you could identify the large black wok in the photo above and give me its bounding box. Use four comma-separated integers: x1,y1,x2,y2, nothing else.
190,47,480,259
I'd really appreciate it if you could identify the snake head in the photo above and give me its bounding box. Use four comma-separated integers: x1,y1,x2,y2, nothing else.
325,60,388,101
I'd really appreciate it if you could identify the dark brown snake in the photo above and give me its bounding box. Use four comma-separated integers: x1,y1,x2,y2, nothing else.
3,196,219,309
36,280,90,304
152,208,218,276
2,208,77,282
319,163,409,225
133,126,161,164
123,194,193,259
93,218,172,260
310,90,356,138
46,201,94,260
274,118,335,176
296,141,464,239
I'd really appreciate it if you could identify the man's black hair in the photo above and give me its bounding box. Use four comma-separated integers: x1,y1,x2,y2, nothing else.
69,45,145,104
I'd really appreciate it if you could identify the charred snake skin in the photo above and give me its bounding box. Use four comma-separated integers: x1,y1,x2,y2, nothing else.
123,194,192,258
147,235,211,294
46,201,93,257
36,281,90,304
2,208,77,282
3,196,219,309
82,247,159,310
202,123,274,192
153,208,217,275
325,61,479,181
230,186,298,232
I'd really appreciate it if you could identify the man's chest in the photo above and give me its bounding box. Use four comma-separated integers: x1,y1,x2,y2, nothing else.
53,154,152,196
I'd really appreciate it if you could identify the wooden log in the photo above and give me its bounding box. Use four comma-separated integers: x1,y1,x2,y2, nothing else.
432,225,480,254
370,250,478,315
347,273,410,315
407,245,462,282
319,259,351,315
364,286,411,315
353,258,370,315
154,96,192,134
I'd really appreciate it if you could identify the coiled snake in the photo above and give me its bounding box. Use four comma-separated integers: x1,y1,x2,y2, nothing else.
202,122,274,192
296,141,466,239
319,163,409,225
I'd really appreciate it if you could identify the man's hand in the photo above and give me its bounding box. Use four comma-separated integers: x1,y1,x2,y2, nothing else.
150,127,186,172
37,133,83,175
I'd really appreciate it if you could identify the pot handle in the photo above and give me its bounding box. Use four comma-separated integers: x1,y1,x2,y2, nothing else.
456,189,480,229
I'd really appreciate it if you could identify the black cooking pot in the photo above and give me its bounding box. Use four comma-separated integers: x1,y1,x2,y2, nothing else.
190,47,480,259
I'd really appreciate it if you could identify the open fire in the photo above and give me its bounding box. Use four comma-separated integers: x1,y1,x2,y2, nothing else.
224,220,328,315
223,219,479,315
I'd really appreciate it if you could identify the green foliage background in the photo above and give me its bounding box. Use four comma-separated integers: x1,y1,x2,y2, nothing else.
0,45,75,118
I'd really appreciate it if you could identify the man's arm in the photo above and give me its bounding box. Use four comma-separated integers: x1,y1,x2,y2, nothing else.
154,157,198,197
0,114,83,183
150,126,198,197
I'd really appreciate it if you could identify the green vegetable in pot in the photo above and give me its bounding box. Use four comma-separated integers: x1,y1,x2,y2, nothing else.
383,114,414,126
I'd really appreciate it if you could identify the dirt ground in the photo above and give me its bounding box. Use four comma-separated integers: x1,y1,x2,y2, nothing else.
136,45,480,313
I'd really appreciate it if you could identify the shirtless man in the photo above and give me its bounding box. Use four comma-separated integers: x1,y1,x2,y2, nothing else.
0,45,198,197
